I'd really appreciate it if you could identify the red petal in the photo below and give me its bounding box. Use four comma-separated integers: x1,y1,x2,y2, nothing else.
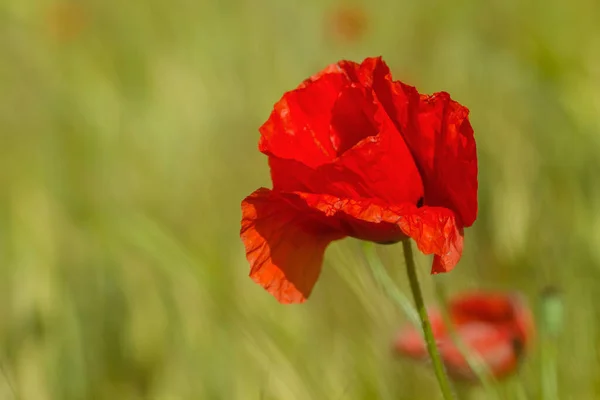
261,58,425,205
396,320,518,381
450,292,535,349
240,188,343,303
329,84,379,155
347,57,478,227
265,83,381,194
268,84,424,204
394,308,446,359
394,291,533,381
394,308,523,381
244,190,463,280
268,156,315,193
396,206,464,273
288,194,463,274
438,322,518,380
289,192,414,243
339,57,422,134
258,70,349,169
325,85,424,204
414,93,478,226
298,61,359,87
450,292,521,325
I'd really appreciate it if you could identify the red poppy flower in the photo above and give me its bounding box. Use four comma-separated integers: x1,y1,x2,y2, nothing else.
394,292,535,381
241,57,477,303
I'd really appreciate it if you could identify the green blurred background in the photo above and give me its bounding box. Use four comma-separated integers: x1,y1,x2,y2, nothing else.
1,0,599,398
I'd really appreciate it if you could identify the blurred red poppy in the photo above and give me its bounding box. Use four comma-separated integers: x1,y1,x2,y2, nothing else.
325,4,368,43
241,57,477,303
46,2,87,41
394,292,535,381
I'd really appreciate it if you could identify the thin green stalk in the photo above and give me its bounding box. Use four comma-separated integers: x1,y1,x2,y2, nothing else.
540,341,558,400
401,240,456,400
540,287,562,400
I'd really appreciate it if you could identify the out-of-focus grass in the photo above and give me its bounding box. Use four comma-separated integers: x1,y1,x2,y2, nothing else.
1,0,600,398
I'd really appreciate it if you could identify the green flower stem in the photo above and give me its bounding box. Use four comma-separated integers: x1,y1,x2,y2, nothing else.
540,287,563,400
401,240,456,400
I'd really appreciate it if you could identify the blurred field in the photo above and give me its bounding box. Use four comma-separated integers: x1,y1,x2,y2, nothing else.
1,0,600,399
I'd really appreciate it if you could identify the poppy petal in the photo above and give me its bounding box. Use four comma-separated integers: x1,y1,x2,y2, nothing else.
258,70,350,169
396,206,464,273
286,193,463,271
339,56,422,141
325,85,424,204
350,57,477,227
289,192,414,243
266,83,381,194
438,322,518,380
450,293,535,350
240,188,343,303
395,319,517,380
329,84,379,155
394,292,532,381
268,156,316,193
268,85,423,204
393,309,446,359
450,292,519,325
299,61,358,87
414,92,478,226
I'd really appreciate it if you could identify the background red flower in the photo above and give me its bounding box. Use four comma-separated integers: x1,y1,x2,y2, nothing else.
324,4,369,44
394,292,535,381
241,57,477,303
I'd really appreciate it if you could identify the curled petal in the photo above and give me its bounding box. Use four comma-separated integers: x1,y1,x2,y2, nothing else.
240,188,343,304
396,206,464,273
265,81,423,205
269,123,424,204
243,189,465,297
414,93,478,226
353,57,478,227
259,70,350,168
325,84,424,204
329,85,379,155
288,193,463,272
298,61,358,87
265,83,381,195
288,192,414,243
